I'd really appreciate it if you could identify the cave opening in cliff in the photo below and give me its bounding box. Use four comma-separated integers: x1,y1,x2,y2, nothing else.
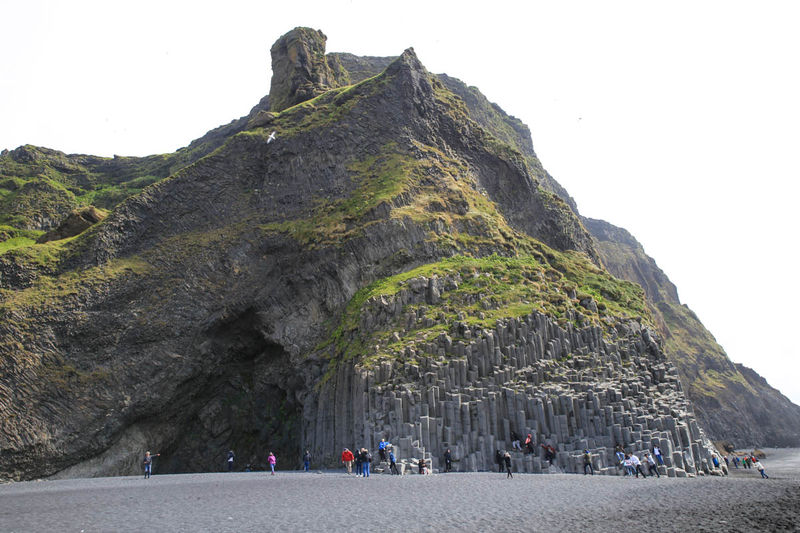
161,307,304,473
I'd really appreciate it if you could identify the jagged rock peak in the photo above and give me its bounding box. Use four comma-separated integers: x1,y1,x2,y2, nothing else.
268,27,341,112
386,47,425,74
382,47,435,112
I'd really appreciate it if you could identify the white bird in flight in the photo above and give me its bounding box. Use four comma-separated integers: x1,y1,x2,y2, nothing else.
267,131,277,144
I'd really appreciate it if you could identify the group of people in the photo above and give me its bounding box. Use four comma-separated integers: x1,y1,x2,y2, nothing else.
727,453,769,478
613,444,664,479
494,450,514,478
224,450,277,475
340,440,401,476
144,439,770,481
509,432,537,455
144,450,277,478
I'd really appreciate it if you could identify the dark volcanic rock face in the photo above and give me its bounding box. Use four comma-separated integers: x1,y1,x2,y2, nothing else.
268,27,340,112
0,28,795,482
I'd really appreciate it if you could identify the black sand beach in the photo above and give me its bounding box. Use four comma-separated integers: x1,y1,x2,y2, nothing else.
1,449,798,532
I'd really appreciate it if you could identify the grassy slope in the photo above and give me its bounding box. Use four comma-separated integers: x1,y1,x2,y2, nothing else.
0,147,174,253
322,252,648,378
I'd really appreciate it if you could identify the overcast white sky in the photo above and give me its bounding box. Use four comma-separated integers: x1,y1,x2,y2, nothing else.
2,1,799,405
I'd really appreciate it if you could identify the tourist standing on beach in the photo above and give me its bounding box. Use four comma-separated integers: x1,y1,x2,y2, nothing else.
389,449,400,475
645,453,660,478
303,450,311,472
143,451,160,479
227,450,235,472
495,450,504,472
444,449,452,472
342,448,354,474
418,457,426,475
583,450,593,475
355,447,363,476
268,452,276,475
360,448,371,477
755,460,769,479
504,451,513,478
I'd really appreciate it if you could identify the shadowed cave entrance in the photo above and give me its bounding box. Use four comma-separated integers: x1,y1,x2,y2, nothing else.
158,308,304,473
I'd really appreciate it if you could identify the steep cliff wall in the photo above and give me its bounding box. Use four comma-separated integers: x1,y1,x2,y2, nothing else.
584,217,800,446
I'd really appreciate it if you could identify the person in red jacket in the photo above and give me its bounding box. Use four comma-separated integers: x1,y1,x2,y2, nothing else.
341,448,355,474
524,434,535,454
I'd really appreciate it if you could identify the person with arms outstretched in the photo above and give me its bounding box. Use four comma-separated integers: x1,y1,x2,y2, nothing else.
143,451,160,479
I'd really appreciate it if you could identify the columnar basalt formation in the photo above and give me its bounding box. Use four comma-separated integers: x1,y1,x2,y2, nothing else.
303,273,721,476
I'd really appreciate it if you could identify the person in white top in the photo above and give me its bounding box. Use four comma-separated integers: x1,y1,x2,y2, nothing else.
653,445,664,465
623,454,634,476
630,454,647,478
755,460,769,479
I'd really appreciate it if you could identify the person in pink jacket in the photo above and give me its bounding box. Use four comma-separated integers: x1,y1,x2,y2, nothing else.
268,452,276,475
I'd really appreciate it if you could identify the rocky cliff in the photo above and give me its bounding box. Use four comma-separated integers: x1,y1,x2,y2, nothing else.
585,218,800,446
0,27,793,480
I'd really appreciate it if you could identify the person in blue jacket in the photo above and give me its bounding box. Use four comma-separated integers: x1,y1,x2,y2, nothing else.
378,439,388,462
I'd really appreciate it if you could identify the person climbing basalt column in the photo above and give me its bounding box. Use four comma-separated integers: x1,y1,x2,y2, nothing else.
583,450,593,475
378,439,388,462
389,449,400,475
645,453,660,478
623,454,634,476
631,454,646,478
524,434,535,454
542,443,556,465
653,445,664,466
511,431,522,451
